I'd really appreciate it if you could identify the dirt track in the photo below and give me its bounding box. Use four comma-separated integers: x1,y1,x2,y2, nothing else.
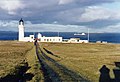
36,43,90,82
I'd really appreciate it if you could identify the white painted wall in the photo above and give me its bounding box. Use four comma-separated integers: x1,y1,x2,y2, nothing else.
79,40,88,43
68,38,88,43
29,35,34,42
37,33,62,42
68,38,79,43
37,33,42,38
22,35,35,42
18,22,24,41
38,37,62,42
23,37,30,42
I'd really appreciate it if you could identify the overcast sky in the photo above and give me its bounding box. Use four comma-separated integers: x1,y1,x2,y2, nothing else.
0,0,120,32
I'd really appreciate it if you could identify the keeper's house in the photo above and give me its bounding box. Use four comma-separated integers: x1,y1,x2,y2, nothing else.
37,33,62,43
68,38,88,43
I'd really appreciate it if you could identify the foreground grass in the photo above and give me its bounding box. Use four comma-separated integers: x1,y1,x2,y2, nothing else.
0,41,33,78
41,43,120,82
0,41,44,82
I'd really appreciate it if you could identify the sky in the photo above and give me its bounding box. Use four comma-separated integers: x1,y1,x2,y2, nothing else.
0,0,120,33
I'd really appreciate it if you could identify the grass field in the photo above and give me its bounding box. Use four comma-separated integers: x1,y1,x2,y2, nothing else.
1,41,120,82
40,43,120,82
0,41,32,78
0,41,43,82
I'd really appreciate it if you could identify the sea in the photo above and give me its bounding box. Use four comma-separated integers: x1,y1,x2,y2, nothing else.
0,31,120,43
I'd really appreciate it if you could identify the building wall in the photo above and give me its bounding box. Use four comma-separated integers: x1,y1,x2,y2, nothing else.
68,38,79,43
38,37,62,42
68,38,88,43
18,25,24,41
79,40,88,43
29,35,34,42
23,37,30,42
22,35,34,42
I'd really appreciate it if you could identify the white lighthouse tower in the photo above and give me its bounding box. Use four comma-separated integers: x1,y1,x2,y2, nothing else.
18,18,24,41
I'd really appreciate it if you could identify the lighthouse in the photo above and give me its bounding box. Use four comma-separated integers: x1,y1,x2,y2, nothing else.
18,18,24,41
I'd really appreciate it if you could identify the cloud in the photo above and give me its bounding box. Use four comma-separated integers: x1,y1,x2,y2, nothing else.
25,22,88,32
54,5,120,28
0,0,118,20
109,23,120,28
0,20,17,27
54,8,84,24
58,0,116,6
25,22,120,33
59,0,74,5
0,0,116,18
1,20,120,33
0,20,88,32
0,0,24,15
80,6,120,22
0,0,119,32
105,23,120,32
0,20,18,31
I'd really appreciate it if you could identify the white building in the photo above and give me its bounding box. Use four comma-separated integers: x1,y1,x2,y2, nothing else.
37,33,62,43
68,38,88,43
18,19,34,42
68,38,80,43
18,19,24,41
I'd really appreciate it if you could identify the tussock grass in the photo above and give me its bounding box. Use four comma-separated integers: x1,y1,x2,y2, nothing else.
0,41,33,78
41,43,120,82
0,41,45,82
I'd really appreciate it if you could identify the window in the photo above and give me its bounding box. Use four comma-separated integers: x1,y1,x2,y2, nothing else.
44,39,46,41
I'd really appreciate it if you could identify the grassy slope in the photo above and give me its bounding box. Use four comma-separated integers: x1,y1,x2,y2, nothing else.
41,43,120,82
